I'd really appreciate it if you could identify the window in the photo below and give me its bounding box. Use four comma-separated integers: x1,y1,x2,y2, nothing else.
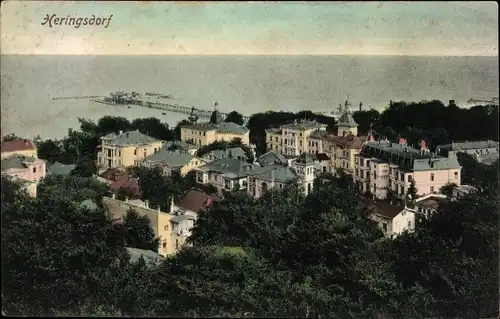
430,186,434,193
134,149,137,155
33,167,36,173
164,225,168,231
454,172,458,179
382,223,388,232
175,239,179,250
144,152,147,158
430,173,434,181
162,242,167,248
408,175,412,182
407,220,411,229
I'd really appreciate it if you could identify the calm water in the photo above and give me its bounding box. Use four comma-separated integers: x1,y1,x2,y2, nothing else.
1,55,498,139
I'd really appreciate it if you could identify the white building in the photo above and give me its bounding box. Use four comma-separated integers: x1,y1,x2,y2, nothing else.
391,193,447,237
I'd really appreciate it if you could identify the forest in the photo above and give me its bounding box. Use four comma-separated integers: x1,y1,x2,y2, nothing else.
1,100,499,317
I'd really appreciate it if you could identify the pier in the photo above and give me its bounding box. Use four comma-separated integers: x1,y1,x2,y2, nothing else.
54,92,251,122
92,98,251,122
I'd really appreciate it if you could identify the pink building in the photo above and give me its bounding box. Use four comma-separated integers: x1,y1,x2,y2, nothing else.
353,138,461,199
1,138,46,197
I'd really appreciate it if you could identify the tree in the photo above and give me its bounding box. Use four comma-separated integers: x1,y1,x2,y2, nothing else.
225,111,245,125
1,176,130,316
1,133,22,142
389,189,499,318
123,208,160,252
439,182,457,197
71,155,98,177
406,179,418,202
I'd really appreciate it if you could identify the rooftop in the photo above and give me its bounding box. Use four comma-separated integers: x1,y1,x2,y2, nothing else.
324,134,365,149
175,189,220,213
162,140,198,151
79,199,98,210
197,158,254,179
101,130,161,146
1,156,40,171
416,197,445,210
309,130,329,140
1,139,36,153
170,214,196,224
181,121,249,135
281,120,327,130
316,153,331,161
47,162,77,176
126,247,165,266
360,140,461,171
142,150,194,168
294,152,316,166
437,140,499,152
365,199,404,220
203,147,248,161
246,164,299,183
258,150,288,167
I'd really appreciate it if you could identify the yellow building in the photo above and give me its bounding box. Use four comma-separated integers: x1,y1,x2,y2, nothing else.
265,120,328,156
180,110,250,147
102,196,175,257
137,149,207,176
322,101,364,174
97,130,164,169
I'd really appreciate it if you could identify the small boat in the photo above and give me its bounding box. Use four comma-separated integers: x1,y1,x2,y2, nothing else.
128,106,131,109
162,112,167,115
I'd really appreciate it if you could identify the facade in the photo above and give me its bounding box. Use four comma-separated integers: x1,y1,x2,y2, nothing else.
265,120,328,156
1,156,46,197
365,200,404,238
137,149,206,176
97,130,164,169
392,194,447,237
246,164,300,198
1,139,37,159
194,158,254,195
180,109,250,147
322,100,365,175
102,196,174,257
354,139,462,200
291,153,317,196
169,190,220,253
436,140,499,165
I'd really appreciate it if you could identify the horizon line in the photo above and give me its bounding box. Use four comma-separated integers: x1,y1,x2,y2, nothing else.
1,53,498,57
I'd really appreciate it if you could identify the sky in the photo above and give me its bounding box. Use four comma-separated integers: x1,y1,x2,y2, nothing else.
1,1,498,55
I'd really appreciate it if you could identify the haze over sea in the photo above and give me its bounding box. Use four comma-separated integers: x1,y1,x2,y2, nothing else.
1,55,498,139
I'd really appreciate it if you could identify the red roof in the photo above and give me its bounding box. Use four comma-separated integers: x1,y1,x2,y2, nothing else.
109,174,142,198
363,199,404,220
324,134,365,149
1,139,36,153
175,190,220,213
99,168,128,182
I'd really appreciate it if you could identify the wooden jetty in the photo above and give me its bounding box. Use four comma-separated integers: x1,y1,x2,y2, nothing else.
92,98,250,122
53,96,105,100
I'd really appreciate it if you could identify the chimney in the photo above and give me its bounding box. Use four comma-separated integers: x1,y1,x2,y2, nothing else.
112,193,116,199
144,200,149,208
390,100,393,107
23,139,28,145
125,197,128,203
126,132,130,138
170,196,174,213
157,205,161,212
359,102,363,111
119,130,123,135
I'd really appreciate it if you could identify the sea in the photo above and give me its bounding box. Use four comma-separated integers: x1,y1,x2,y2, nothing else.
1,55,498,140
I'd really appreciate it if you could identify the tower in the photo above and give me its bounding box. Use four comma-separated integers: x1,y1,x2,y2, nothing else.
209,101,224,125
293,152,316,196
188,106,199,124
336,96,358,137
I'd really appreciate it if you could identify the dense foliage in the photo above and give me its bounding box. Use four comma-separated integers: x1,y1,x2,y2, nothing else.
2,99,498,317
